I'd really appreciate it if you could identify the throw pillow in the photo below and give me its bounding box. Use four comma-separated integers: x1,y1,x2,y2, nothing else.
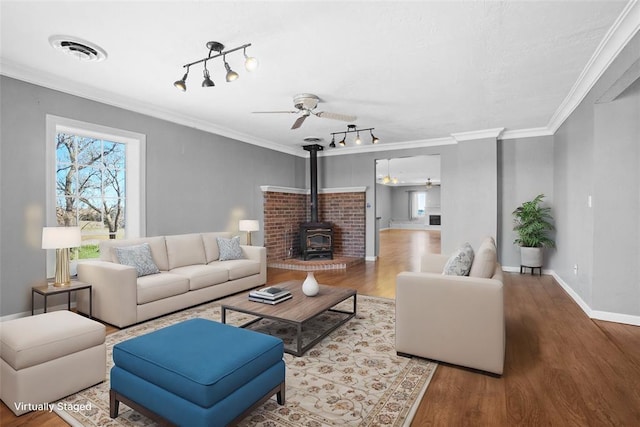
114,243,160,277
442,242,475,276
217,236,245,261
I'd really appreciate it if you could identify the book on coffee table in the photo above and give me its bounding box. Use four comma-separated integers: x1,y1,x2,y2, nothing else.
250,286,290,300
248,293,293,305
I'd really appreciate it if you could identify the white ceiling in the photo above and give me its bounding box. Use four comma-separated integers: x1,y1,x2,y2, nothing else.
0,0,633,160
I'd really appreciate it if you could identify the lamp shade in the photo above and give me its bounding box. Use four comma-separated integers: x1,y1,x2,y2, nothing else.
42,226,81,249
238,220,259,232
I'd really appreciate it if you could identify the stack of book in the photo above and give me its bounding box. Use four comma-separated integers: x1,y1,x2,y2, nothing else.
249,286,292,305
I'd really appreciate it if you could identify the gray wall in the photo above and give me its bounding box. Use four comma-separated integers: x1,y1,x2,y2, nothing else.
443,138,498,252
375,184,392,229
498,136,555,267
389,185,441,221
551,30,640,316
0,76,304,317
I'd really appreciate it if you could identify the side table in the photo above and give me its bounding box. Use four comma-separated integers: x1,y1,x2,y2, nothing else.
31,279,92,318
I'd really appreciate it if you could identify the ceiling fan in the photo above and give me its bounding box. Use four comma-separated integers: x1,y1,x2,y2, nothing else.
426,178,441,189
252,93,357,130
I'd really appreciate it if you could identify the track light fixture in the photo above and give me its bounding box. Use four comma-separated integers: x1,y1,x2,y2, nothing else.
174,41,256,91
329,124,379,148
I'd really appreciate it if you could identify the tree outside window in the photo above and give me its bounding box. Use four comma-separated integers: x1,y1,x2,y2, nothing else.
56,132,126,259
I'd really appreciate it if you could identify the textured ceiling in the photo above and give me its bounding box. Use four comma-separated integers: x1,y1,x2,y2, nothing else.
0,0,631,159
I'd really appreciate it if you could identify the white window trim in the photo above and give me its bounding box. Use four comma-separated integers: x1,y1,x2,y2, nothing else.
45,115,146,273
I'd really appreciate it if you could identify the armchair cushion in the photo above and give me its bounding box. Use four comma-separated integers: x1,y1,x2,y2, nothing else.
442,242,474,276
469,237,498,278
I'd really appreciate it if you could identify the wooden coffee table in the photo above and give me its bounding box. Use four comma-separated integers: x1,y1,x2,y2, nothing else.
220,280,356,356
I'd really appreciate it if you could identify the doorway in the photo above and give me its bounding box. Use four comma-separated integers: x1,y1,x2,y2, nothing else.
374,155,441,258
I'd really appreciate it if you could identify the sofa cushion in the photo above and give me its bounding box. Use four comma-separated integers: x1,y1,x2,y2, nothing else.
443,243,474,276
114,243,160,277
469,237,498,278
216,259,261,280
202,232,232,263
170,265,229,291
217,236,244,261
165,234,207,270
137,272,190,304
100,236,169,271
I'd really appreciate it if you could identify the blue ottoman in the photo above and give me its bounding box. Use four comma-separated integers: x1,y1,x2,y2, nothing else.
109,318,285,427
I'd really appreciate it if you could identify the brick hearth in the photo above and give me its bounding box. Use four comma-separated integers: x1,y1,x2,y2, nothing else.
261,186,366,267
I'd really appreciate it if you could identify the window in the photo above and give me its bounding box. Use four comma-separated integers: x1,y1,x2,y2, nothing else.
410,191,427,219
46,116,145,265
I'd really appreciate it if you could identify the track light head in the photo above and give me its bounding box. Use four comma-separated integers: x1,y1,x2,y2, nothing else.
202,69,215,87
355,131,362,145
329,135,336,148
370,130,379,144
339,134,346,147
243,47,258,71
174,69,189,91
224,57,239,82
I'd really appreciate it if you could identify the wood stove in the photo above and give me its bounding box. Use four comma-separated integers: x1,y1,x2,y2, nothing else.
300,144,333,260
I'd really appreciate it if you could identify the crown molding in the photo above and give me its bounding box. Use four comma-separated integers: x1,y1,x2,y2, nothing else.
500,127,555,140
451,127,505,142
260,185,366,194
547,0,640,133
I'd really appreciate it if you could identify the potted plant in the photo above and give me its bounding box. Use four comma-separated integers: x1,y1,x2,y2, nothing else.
512,194,555,268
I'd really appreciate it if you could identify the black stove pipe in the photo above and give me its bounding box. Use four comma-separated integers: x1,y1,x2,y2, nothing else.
302,144,323,223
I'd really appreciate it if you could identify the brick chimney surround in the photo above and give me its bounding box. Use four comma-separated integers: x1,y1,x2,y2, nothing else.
261,186,366,266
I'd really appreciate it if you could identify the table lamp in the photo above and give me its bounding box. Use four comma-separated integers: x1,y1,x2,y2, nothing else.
42,226,81,286
238,220,259,246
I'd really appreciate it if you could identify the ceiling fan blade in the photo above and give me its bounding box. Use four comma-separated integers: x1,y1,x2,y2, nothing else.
315,111,358,122
252,110,298,114
291,115,307,129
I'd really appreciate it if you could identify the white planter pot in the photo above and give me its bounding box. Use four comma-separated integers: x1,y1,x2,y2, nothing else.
520,247,543,267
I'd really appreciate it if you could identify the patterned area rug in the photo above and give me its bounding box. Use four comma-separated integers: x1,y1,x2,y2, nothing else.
55,295,436,426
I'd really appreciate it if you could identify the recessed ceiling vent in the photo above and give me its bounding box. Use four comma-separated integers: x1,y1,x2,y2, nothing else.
49,35,107,62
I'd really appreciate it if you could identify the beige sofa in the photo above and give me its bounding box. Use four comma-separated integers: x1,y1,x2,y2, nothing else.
77,232,266,328
395,237,505,375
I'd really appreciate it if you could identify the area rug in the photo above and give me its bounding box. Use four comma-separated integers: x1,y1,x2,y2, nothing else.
54,295,436,426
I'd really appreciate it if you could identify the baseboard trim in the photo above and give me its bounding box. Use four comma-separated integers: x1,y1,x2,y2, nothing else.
365,256,378,262
0,302,77,322
503,265,640,326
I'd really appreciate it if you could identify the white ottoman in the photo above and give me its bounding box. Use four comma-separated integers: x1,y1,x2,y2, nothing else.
0,311,106,415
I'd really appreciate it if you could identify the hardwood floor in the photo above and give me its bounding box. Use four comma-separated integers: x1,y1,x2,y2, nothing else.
3,229,640,426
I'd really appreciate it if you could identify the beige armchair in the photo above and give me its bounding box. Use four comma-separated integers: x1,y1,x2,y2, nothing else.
395,238,505,375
